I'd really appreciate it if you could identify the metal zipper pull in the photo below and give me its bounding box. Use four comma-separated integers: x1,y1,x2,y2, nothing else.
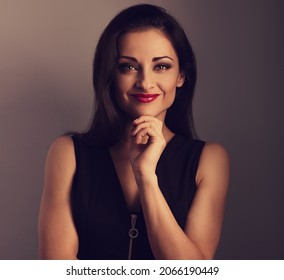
128,214,139,260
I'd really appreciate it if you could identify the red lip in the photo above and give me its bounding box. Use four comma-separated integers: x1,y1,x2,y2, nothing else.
129,93,160,103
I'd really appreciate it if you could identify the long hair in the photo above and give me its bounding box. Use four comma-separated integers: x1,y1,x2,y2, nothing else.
83,4,197,146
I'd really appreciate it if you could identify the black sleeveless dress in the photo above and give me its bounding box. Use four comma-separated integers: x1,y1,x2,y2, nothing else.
71,134,205,260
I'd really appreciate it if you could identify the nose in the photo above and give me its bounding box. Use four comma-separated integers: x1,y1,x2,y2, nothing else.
135,69,155,91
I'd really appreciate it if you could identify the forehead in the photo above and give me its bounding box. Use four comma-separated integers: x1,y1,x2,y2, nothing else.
117,29,177,58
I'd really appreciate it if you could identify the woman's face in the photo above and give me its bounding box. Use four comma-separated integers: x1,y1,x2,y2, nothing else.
115,29,184,121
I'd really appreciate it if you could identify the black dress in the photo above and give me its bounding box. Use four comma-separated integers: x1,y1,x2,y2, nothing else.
71,134,205,259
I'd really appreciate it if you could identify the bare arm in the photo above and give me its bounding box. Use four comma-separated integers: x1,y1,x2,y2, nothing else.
137,143,229,259
130,116,229,259
184,143,230,259
38,136,78,259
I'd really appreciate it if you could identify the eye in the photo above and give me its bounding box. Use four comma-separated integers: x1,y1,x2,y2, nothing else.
117,63,137,73
154,64,171,71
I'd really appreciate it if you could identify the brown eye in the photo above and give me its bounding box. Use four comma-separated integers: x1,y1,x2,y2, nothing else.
154,64,171,71
118,63,137,73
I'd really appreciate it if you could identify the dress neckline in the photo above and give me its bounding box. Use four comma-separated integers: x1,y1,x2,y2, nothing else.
107,134,178,214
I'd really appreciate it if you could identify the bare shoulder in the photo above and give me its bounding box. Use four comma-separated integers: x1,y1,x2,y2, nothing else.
48,136,75,158
186,143,230,259
39,135,78,259
200,142,229,165
44,136,76,191
196,142,230,188
46,136,75,167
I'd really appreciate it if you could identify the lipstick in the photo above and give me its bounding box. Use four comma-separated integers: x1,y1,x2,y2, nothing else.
129,93,160,103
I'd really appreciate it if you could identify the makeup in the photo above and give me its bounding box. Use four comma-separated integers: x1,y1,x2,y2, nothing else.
129,93,160,103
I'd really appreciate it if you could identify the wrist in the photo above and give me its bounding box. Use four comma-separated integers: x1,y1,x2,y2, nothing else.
133,169,158,186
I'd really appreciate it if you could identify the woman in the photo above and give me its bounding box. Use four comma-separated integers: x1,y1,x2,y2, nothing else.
38,4,229,260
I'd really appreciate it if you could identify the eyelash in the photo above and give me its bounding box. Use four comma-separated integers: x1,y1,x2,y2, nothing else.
117,63,172,73
154,64,171,71
117,63,137,72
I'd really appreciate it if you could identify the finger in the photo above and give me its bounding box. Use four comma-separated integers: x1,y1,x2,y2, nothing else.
132,116,150,125
132,116,162,126
141,135,149,145
133,128,148,144
131,122,153,136
131,133,148,145
134,135,149,145
132,123,159,138
132,118,163,136
134,127,156,144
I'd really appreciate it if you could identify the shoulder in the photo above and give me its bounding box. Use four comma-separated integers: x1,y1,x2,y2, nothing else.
47,136,75,160
196,142,230,188
49,135,74,149
45,136,76,178
39,137,79,259
200,142,229,164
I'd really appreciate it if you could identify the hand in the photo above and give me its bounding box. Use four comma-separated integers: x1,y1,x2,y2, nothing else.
129,116,166,177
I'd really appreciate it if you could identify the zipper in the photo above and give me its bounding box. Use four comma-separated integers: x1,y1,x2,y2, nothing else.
128,214,139,260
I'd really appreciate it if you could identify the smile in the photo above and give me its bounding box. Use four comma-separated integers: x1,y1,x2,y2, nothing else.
129,93,160,103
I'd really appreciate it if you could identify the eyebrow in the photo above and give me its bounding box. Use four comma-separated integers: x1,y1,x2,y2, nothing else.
118,55,174,62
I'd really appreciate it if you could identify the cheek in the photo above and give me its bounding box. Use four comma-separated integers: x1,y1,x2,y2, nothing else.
115,75,133,95
160,76,179,95
160,70,181,86
114,76,132,109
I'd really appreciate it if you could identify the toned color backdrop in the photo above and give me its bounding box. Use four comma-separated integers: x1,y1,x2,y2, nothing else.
0,0,283,259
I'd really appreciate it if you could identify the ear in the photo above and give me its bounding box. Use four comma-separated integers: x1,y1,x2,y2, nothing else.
176,72,185,88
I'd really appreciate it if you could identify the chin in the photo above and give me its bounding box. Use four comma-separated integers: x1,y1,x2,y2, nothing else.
117,102,168,120
128,109,167,120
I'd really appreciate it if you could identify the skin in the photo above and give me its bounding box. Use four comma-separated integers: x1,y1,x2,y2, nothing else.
38,29,229,260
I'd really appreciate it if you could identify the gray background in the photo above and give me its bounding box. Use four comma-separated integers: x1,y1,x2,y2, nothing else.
0,0,283,259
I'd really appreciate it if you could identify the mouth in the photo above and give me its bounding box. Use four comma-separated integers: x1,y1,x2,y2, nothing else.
129,93,161,103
